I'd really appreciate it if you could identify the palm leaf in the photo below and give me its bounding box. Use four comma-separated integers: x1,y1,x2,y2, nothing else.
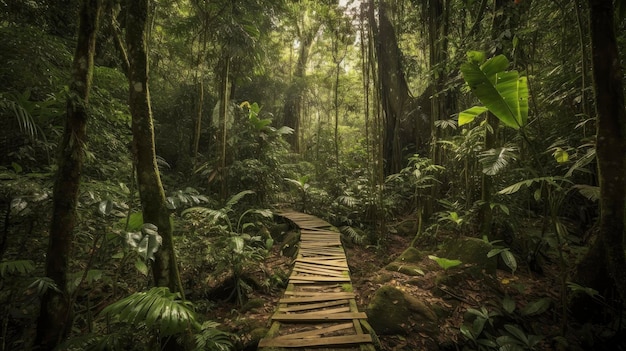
101,287,199,336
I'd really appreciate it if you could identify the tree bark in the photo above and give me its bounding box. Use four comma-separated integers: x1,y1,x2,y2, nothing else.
375,0,428,175
126,0,183,294
35,0,101,349
283,20,319,153
573,0,626,313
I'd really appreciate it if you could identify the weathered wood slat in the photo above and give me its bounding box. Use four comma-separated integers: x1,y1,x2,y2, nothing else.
271,323,354,339
279,293,355,303
259,334,373,348
290,275,351,282
293,266,347,277
278,299,349,312
272,312,368,322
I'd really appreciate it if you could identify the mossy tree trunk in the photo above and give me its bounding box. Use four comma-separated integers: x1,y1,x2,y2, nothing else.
35,0,101,349
572,0,626,315
126,0,183,295
376,0,413,175
283,18,319,153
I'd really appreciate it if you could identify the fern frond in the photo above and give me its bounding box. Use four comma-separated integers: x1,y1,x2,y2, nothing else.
224,190,254,210
479,146,518,176
566,148,596,177
0,259,35,277
340,226,365,245
336,195,359,208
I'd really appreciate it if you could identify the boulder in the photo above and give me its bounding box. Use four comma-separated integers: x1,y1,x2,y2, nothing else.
366,285,438,335
437,237,497,276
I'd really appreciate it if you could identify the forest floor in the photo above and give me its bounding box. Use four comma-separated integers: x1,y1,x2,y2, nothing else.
207,227,581,351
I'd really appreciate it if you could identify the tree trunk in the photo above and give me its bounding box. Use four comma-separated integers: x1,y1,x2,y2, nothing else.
218,54,230,200
283,21,319,152
35,0,101,349
126,0,183,295
375,0,427,175
572,0,626,316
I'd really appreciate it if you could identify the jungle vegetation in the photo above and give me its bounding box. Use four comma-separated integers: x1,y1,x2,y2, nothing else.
1,0,625,350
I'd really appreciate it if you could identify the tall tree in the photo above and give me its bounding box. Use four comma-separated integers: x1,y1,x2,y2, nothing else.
126,0,183,294
35,0,101,349
282,1,322,152
373,0,428,175
572,0,626,316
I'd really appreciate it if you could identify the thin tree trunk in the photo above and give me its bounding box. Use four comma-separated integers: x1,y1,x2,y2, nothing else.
35,0,101,349
218,55,230,200
577,0,626,302
126,0,183,296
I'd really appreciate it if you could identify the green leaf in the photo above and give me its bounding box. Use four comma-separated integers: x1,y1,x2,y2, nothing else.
502,295,516,314
459,106,489,126
552,148,569,163
460,54,528,129
0,260,35,277
428,255,462,270
521,298,551,316
135,259,148,276
466,50,486,65
501,250,517,274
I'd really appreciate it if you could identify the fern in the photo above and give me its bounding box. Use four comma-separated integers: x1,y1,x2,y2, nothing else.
0,259,35,277
479,146,518,176
101,287,200,336
339,225,365,244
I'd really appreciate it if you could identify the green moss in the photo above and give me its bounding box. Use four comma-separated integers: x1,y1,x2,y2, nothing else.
385,262,425,276
341,283,353,292
438,237,497,275
242,298,265,312
366,285,438,336
397,247,424,263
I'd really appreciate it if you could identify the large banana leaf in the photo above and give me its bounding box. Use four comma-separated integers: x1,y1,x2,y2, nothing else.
460,54,528,129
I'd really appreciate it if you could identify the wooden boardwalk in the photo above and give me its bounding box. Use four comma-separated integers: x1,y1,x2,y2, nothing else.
258,211,376,350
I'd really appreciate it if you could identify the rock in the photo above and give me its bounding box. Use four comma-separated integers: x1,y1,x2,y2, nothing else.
385,247,426,276
437,236,497,275
366,285,438,336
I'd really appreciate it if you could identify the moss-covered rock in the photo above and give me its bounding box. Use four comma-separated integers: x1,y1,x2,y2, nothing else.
437,237,496,275
366,285,438,335
385,247,426,276
242,298,265,312
398,247,424,263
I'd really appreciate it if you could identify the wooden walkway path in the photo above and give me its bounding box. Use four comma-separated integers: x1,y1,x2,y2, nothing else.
258,211,376,350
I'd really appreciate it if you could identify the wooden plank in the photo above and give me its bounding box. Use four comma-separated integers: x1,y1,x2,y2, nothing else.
300,306,351,314
279,293,355,303
272,312,368,322
278,299,349,312
293,266,347,277
258,334,372,348
271,323,354,340
296,258,348,267
289,275,350,282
